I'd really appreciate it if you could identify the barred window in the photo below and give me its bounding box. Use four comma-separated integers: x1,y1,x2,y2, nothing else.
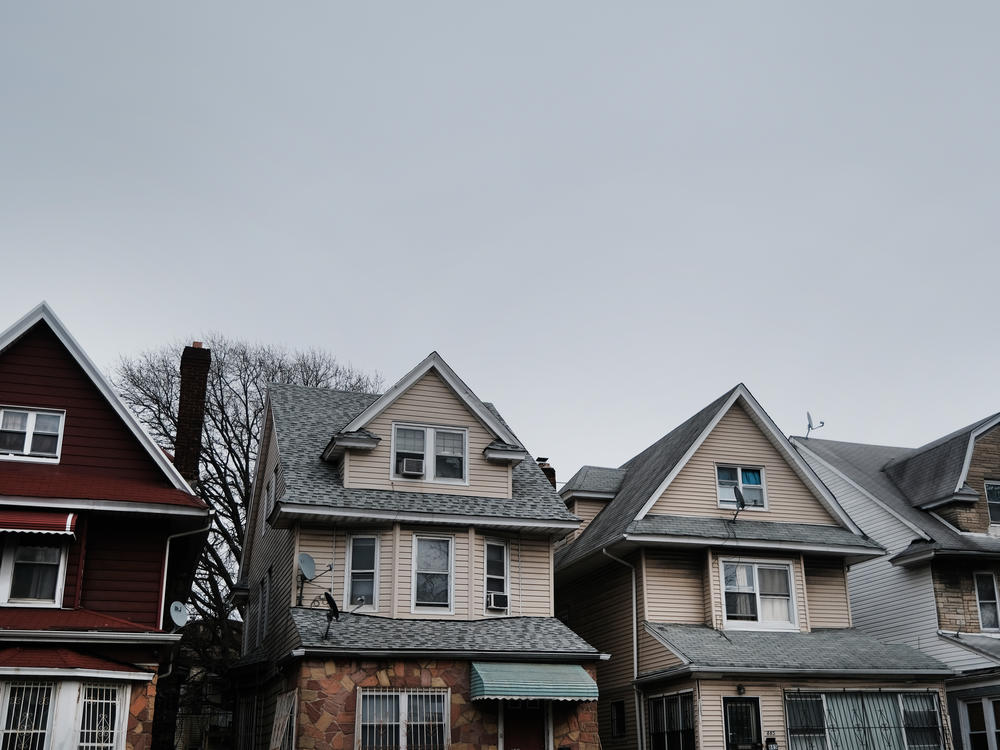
358,688,448,750
0,681,53,750
78,683,122,749
784,691,942,750
647,692,694,750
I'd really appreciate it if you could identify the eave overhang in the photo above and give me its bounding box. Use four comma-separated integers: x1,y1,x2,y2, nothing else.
483,446,528,465
634,665,953,684
320,431,382,462
288,647,609,662
0,631,181,645
622,533,884,562
892,547,1000,568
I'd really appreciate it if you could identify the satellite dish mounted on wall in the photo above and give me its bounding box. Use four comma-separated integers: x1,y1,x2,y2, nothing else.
169,601,189,629
299,553,316,581
730,486,747,523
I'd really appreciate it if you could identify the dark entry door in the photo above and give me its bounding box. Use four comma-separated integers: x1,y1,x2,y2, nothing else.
723,697,762,750
505,702,545,750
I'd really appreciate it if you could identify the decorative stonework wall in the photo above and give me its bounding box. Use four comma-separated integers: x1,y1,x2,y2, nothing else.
933,561,1000,633
295,658,600,750
127,677,157,750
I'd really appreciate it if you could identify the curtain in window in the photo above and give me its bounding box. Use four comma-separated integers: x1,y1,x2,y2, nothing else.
976,574,999,629
0,411,27,452
10,546,60,600
758,567,791,622
740,469,761,485
724,564,757,619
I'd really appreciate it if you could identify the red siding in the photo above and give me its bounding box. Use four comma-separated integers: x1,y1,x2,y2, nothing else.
81,516,168,628
62,516,86,608
0,321,170,482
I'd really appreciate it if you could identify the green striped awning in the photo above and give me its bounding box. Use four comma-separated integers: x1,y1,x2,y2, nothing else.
470,662,598,701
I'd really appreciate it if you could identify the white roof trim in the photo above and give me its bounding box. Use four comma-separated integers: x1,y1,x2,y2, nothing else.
0,666,154,681
956,414,1000,493
632,385,862,534
623,534,880,557
0,496,207,517
0,302,194,495
792,439,931,542
341,352,519,446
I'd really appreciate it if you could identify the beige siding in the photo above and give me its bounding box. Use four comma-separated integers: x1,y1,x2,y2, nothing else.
643,548,706,624
344,370,511,498
569,498,608,540
650,403,838,525
695,678,952,750
804,556,852,628
638,627,682,675
708,550,810,631
297,525,395,614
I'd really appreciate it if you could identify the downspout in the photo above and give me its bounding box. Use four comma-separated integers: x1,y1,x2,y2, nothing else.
603,548,644,750
158,511,215,630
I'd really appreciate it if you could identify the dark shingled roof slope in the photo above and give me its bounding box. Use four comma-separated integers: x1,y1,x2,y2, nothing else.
883,412,1000,509
793,437,1000,557
938,633,1000,664
560,466,627,496
268,383,577,524
646,623,951,675
556,387,739,569
291,609,601,658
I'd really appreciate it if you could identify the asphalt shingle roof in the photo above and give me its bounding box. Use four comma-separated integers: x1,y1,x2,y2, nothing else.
290,609,601,658
628,514,880,551
794,436,1000,557
645,623,951,675
560,466,627,496
939,633,1000,663
556,387,739,569
268,383,577,524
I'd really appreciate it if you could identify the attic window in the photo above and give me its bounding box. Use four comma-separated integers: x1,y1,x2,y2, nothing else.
717,465,765,508
0,408,65,463
986,482,1000,524
392,424,467,484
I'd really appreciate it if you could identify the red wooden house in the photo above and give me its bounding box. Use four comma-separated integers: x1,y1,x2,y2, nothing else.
0,303,210,750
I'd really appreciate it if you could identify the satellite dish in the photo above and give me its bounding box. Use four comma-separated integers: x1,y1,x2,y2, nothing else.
805,411,825,438
169,601,189,628
298,553,316,580
324,592,340,621
807,411,814,430
733,485,747,510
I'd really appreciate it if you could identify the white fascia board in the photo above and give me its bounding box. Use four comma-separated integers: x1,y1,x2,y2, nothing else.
239,397,273,576
559,490,616,501
0,667,154,681
623,534,882,558
278,502,578,533
340,352,519,446
792,440,931,542
0,631,182,644
0,302,195,495
641,622,691,665
0,496,208,517
956,414,1000,493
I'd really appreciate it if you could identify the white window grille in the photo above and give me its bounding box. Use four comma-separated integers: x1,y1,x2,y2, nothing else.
78,683,122,749
0,681,53,750
357,688,449,750
269,690,297,750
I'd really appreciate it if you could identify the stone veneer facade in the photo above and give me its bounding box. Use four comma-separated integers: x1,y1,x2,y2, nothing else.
294,658,599,750
933,560,1000,633
127,677,157,750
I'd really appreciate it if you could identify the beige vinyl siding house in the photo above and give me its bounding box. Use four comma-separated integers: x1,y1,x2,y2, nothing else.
557,384,954,750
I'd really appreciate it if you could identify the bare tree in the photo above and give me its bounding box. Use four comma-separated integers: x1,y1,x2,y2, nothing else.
114,336,383,622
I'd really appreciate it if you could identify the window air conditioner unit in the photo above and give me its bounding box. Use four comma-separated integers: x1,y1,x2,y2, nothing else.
400,458,425,477
486,592,509,611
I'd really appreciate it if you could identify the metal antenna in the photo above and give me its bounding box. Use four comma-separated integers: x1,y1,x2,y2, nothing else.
805,411,825,439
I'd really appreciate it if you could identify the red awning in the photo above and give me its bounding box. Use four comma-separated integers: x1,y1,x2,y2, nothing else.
0,510,76,535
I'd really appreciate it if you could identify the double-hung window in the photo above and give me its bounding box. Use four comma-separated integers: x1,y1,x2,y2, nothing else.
0,408,65,462
358,688,448,750
987,482,1000,525
347,536,378,609
413,536,452,611
392,425,467,484
722,561,794,628
976,572,1000,630
0,540,65,606
484,540,508,612
716,465,765,508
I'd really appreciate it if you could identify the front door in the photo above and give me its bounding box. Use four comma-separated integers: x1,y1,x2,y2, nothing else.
724,697,762,750
505,702,546,750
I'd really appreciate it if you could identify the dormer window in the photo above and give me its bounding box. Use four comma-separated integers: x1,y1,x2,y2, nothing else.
392,424,467,484
717,465,765,508
0,408,65,462
986,482,1000,524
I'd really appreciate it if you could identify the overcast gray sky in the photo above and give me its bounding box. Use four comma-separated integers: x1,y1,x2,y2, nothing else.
2,2,998,483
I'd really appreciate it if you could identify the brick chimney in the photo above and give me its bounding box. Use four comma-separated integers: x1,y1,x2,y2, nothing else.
174,342,211,485
536,457,556,489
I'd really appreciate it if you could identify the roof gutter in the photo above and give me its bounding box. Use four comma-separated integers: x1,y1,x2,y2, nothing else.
288,648,609,662
158,510,214,630
634,665,954,684
622,534,882,558
0,631,182,644
602,547,645,750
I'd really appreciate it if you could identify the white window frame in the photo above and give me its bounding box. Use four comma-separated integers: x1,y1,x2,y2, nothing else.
0,407,66,464
962,696,1000,750
75,681,130,750
483,539,509,615
0,680,129,750
715,463,768,510
411,535,454,614
0,680,55,748
0,538,68,608
345,534,379,611
719,558,798,631
355,688,451,750
390,423,469,486
987,481,1000,526
975,571,1000,632
646,689,695,748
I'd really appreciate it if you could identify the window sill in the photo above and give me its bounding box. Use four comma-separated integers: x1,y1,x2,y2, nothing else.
723,621,799,632
0,453,60,464
1,600,61,608
391,475,470,487
411,605,454,615
717,503,768,511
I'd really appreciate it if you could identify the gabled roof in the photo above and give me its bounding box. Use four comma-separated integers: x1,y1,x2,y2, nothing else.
882,412,1000,509
557,385,859,571
266,383,577,527
643,623,951,677
340,351,520,447
0,302,196,499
